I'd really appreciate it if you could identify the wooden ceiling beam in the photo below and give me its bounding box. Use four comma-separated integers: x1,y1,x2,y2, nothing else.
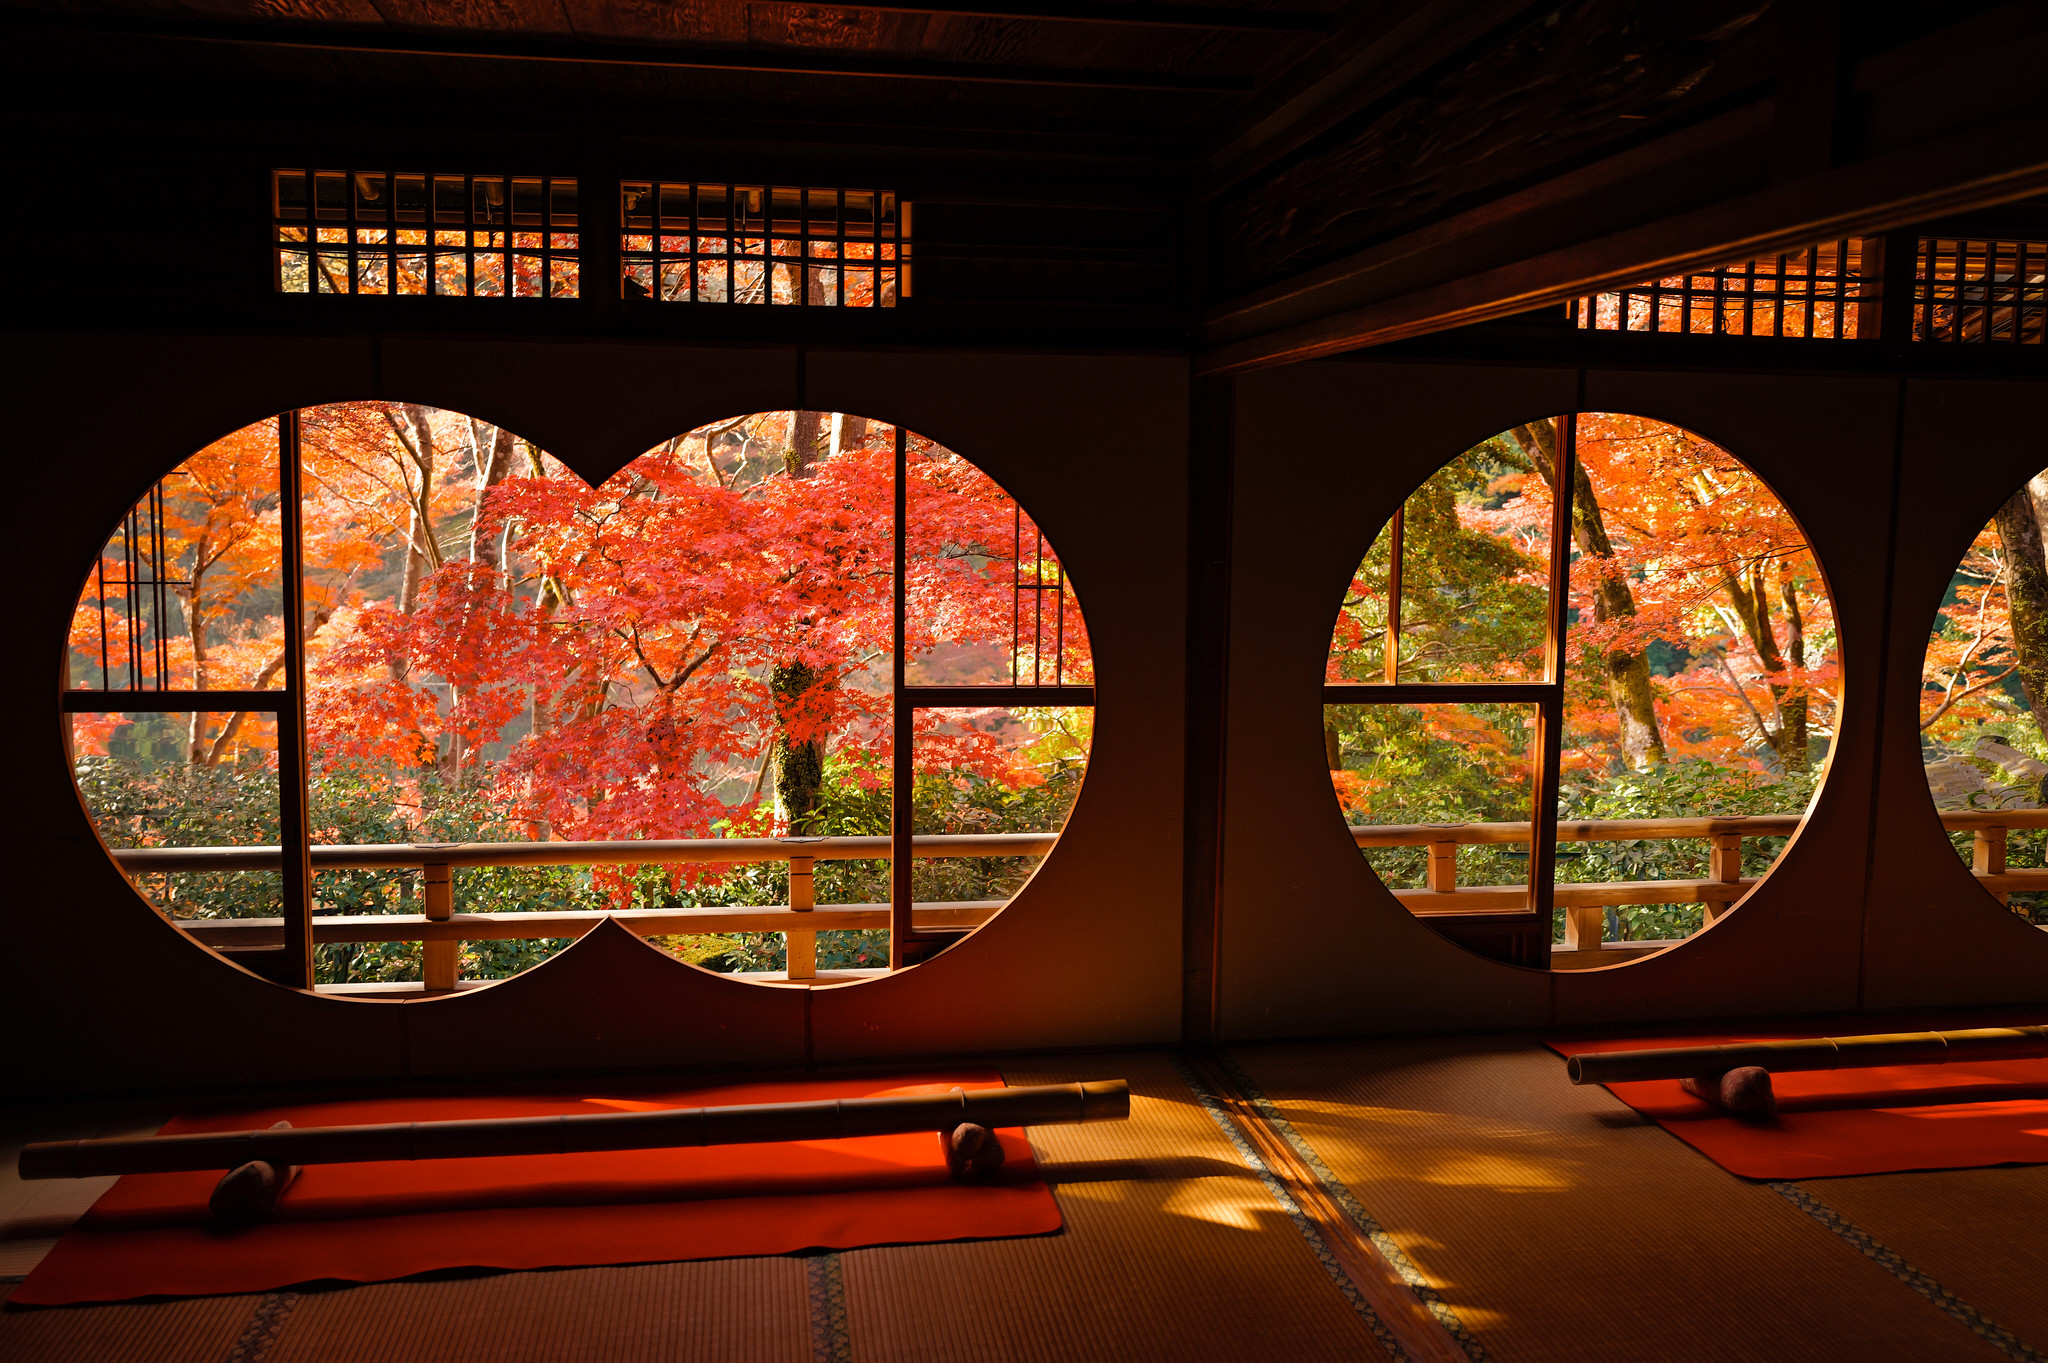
813,1,1332,33
2,9,1252,92
1194,108,2048,373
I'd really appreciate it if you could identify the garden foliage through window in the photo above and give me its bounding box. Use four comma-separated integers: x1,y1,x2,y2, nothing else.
1326,414,1836,964
1923,463,2048,920
273,170,581,297
67,408,1090,989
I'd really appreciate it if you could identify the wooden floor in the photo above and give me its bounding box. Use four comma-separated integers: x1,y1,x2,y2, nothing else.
2,1039,2042,1362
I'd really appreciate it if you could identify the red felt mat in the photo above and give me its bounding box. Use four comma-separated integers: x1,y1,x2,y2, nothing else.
14,1072,1059,1306
1547,1018,2048,1179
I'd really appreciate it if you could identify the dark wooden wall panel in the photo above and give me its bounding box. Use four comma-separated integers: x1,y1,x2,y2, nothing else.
1862,377,2048,1010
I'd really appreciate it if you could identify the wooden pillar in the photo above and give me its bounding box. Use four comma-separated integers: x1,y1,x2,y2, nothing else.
1974,826,2011,908
1181,372,1233,1045
786,855,816,979
422,863,456,991
1562,902,1605,952
273,411,316,989
1425,840,1457,893
1705,832,1743,924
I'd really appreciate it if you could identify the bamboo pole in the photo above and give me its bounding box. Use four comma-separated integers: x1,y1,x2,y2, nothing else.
1565,1027,2048,1085
20,1081,1130,1180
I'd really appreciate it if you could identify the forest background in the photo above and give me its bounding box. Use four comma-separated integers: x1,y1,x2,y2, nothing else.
71,405,1090,984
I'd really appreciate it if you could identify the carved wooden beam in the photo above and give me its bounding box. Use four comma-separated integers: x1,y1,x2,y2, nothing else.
1,9,1252,92
1196,108,2048,372
1197,0,2048,373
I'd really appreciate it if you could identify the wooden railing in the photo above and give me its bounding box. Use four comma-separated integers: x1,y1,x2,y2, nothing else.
113,833,1057,989
1353,809,2048,964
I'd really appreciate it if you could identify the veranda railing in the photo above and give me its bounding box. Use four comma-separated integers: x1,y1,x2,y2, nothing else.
114,833,1056,988
111,811,2048,986
1365,809,2048,965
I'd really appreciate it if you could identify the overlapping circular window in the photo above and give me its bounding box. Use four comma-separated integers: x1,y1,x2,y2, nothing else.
1324,413,1836,968
66,405,1092,993
1922,464,2048,920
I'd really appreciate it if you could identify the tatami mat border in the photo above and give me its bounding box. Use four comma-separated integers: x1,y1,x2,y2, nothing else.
222,1290,298,1363
1770,1182,2045,1363
1213,1050,1491,1362
804,1253,850,1363
1170,1054,1410,1362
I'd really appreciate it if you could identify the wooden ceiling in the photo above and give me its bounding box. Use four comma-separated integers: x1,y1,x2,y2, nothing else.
6,0,1371,152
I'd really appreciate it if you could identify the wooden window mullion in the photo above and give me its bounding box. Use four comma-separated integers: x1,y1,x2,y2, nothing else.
276,411,317,988
890,424,914,968
1528,412,1577,960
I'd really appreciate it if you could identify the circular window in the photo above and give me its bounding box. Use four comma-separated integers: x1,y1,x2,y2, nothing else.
1324,413,1836,969
65,406,1092,994
1921,466,2048,919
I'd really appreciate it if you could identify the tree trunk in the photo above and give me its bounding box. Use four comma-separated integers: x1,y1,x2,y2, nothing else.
771,661,829,833
181,533,213,762
469,425,515,568
1995,486,2048,736
768,413,834,828
203,606,331,767
1777,565,1809,763
830,413,869,460
1511,420,1668,769
396,403,438,616
786,410,824,478
1713,556,1812,769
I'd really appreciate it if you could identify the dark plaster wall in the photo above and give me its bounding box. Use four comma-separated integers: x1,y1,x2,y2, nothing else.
1,335,1187,1098
1221,359,2048,1040
6,332,2045,1099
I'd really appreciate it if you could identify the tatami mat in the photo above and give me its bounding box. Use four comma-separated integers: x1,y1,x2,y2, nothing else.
0,1290,260,1363
261,1257,810,1363
11,1042,2042,1363
1229,1036,2014,1363
836,1051,1393,1363
1793,1166,2048,1350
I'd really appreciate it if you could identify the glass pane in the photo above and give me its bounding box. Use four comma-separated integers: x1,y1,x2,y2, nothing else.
620,180,653,229
510,177,543,225
353,172,388,219
771,185,801,236
1329,701,1537,911
550,257,579,299
735,186,765,236
394,173,428,221
908,702,1088,908
1556,414,1831,944
1328,430,1553,685
658,182,689,228
274,170,307,219
734,259,765,304
1924,461,2048,922
314,171,347,219
71,711,283,923
844,190,874,239
548,178,577,227
905,433,1090,687
696,184,729,233
473,177,506,225
71,428,284,692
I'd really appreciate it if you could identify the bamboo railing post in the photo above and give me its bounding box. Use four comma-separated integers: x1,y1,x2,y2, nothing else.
786,854,816,979
422,862,456,991
1705,832,1743,924
1974,825,2011,907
